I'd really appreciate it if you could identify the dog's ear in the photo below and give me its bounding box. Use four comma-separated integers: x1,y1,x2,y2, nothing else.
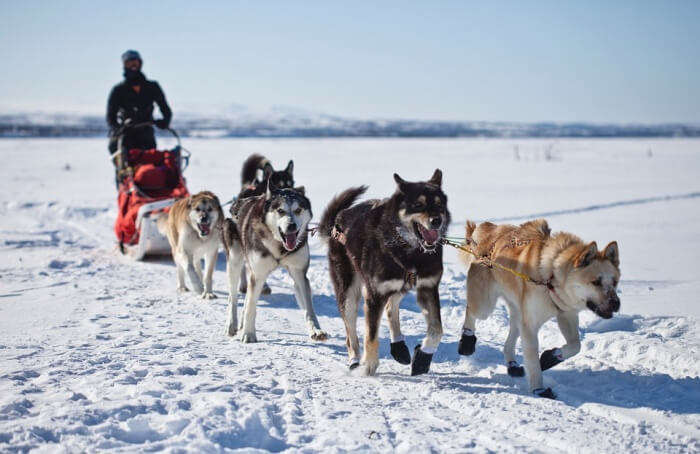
186,196,193,208
428,169,442,187
465,220,476,239
262,162,274,179
294,185,305,195
265,176,273,200
393,173,408,193
286,160,294,176
575,242,598,268
602,241,619,267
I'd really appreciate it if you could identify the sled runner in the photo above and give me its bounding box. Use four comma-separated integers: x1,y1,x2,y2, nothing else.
111,122,190,260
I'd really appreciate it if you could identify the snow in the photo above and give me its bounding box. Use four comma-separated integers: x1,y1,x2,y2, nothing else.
0,137,699,452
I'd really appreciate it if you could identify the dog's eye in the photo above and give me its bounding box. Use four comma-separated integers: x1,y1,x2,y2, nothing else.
277,208,286,215
592,277,602,287
294,208,302,215
411,202,425,210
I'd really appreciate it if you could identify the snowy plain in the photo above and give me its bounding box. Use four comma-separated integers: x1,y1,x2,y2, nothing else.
0,137,698,453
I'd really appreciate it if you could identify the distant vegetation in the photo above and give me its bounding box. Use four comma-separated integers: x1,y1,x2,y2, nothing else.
1,112,698,138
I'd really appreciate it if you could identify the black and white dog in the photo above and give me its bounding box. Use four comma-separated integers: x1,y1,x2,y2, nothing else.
239,153,295,199
318,170,450,376
234,154,296,295
222,181,327,343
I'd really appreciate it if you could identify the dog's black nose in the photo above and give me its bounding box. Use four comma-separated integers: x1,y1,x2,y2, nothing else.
201,214,209,222
609,294,620,312
429,217,442,228
286,222,297,232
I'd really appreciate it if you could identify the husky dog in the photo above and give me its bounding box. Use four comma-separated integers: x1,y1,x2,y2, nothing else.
222,182,327,342
239,153,295,199
159,191,224,298
234,154,296,295
458,219,620,399
318,170,450,376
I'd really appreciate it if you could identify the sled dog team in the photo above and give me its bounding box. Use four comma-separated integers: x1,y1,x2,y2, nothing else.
160,154,621,399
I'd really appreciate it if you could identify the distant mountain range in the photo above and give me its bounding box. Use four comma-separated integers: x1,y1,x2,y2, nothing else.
1,108,699,138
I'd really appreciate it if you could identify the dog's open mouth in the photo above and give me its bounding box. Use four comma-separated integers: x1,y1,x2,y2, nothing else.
198,222,211,237
413,222,440,251
280,228,298,251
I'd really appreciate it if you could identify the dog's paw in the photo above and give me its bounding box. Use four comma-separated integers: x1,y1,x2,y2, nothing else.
458,333,477,356
261,283,272,295
533,387,557,399
540,348,564,371
225,315,237,337
411,345,434,376
507,361,525,377
309,330,328,342
360,358,379,376
201,291,217,300
177,286,189,293
362,363,379,376
239,332,257,343
390,340,411,365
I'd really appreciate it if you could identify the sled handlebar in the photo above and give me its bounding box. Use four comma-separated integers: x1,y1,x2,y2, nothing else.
113,121,181,147
110,121,183,161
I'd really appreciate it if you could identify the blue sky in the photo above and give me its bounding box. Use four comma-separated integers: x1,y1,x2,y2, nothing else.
1,1,699,122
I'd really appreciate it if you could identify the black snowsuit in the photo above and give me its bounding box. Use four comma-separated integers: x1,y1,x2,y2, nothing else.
106,73,172,153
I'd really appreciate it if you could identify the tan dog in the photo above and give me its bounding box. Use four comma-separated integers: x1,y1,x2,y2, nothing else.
457,219,620,399
159,191,224,298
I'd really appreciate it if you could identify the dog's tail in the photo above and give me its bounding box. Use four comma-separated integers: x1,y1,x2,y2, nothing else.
458,220,478,269
317,186,368,242
241,154,271,187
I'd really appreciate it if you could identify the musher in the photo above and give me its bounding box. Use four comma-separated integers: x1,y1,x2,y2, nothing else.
106,50,172,154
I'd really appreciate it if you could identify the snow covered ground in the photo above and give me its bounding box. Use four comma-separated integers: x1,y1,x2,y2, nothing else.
0,138,698,452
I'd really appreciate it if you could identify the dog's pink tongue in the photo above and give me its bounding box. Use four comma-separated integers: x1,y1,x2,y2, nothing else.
199,223,210,235
421,226,439,244
284,232,297,250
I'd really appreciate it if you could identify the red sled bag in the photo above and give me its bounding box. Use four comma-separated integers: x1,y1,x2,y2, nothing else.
114,146,189,247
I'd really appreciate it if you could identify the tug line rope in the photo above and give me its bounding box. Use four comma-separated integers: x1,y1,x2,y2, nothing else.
440,237,552,289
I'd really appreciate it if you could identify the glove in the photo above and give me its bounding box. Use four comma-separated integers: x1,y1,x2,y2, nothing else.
154,119,169,129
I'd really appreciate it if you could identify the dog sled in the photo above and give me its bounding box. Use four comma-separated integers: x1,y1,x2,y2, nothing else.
111,122,190,260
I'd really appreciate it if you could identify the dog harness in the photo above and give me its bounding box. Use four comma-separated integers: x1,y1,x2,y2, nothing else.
441,236,569,312
332,224,417,288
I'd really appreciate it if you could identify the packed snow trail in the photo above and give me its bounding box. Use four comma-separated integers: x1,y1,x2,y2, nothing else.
1,138,699,452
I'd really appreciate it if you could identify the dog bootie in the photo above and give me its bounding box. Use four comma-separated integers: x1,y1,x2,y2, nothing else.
507,361,525,377
539,348,564,371
458,333,477,356
411,345,434,376
390,340,411,365
533,387,557,399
